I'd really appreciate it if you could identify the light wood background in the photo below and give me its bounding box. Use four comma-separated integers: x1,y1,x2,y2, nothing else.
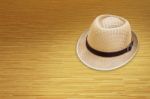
0,0,150,99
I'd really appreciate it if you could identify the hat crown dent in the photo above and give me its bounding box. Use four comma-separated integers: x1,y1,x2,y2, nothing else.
87,15,132,52
101,16,124,28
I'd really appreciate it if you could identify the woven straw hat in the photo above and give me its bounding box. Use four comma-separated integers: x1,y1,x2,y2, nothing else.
76,14,138,70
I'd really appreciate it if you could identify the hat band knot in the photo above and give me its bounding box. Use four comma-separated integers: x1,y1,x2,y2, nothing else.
86,37,133,57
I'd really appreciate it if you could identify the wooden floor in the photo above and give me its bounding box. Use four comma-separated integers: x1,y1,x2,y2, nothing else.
0,0,150,99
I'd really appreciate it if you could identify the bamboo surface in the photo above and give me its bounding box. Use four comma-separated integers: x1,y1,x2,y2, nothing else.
0,0,150,99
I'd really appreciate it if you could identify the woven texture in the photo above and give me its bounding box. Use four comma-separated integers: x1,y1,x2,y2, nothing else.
87,15,132,52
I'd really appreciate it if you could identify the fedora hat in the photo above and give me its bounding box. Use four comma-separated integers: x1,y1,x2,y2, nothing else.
76,14,138,70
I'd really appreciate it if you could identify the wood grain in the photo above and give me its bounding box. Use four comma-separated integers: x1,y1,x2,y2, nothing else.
0,0,150,99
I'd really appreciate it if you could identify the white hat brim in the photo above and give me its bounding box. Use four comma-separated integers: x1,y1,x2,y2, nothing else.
76,31,138,71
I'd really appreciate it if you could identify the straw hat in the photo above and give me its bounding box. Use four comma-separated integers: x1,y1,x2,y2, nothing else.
76,14,138,70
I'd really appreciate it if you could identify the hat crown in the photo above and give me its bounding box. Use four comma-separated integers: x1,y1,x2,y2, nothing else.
87,15,132,52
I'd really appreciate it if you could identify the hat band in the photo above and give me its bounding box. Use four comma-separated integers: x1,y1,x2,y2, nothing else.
86,38,133,57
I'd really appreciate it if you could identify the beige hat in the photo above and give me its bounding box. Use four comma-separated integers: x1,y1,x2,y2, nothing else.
76,14,138,71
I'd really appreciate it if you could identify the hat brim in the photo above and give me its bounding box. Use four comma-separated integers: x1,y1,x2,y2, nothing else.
76,31,138,71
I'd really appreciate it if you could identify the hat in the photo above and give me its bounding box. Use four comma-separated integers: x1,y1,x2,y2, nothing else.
76,14,138,71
